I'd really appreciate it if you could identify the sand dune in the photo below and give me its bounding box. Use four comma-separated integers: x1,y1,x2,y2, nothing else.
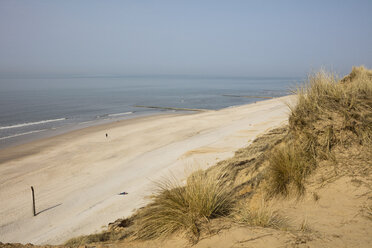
0,96,295,245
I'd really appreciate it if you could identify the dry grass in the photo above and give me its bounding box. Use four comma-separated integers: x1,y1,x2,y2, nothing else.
299,217,311,232
290,67,372,150
134,169,234,242
267,142,315,196
233,198,286,229
267,66,372,196
341,65,372,83
64,229,130,247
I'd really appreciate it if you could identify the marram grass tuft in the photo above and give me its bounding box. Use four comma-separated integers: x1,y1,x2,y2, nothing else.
134,169,234,242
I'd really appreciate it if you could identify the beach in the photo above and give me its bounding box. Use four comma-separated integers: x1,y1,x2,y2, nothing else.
0,95,294,245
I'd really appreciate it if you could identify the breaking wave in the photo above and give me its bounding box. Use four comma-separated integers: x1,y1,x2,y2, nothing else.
0,118,66,130
0,129,47,140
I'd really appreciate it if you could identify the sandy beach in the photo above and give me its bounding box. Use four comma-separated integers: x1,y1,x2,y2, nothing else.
0,95,294,245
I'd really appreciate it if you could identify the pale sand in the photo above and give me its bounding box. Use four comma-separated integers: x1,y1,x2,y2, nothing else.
0,95,295,245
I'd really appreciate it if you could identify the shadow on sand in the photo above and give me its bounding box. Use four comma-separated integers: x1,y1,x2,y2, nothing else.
36,203,62,216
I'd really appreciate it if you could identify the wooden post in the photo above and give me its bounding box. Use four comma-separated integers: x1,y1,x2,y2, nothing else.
31,186,36,216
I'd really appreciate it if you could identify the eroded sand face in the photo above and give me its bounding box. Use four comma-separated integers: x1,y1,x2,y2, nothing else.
0,96,294,245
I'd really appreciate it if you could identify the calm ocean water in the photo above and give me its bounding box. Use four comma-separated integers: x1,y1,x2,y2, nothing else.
0,76,301,148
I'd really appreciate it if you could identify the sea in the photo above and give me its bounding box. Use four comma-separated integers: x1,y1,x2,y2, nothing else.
0,75,302,149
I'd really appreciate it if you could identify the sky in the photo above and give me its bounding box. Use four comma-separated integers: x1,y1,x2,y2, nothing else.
0,0,371,77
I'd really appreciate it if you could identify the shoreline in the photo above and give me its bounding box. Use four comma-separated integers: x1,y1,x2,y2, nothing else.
0,95,295,245
0,96,277,157
0,92,289,151
0,110,176,151
0,112,184,164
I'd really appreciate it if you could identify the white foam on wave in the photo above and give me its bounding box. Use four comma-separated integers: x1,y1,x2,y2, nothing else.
108,112,133,117
0,118,66,130
0,129,47,140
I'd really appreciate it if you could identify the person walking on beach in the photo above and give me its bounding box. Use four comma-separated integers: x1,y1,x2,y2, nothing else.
106,133,108,138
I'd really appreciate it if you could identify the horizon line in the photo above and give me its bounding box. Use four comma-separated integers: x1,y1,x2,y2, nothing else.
0,73,304,80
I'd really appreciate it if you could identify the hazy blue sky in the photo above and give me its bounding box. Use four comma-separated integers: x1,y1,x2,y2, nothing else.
0,0,371,77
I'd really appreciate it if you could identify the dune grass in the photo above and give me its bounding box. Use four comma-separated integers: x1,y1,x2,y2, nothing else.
134,170,234,242
233,198,286,229
267,142,315,196
267,66,372,196
64,229,130,247
290,67,372,149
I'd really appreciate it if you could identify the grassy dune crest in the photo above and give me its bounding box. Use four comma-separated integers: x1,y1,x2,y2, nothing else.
267,66,372,196
291,66,372,147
